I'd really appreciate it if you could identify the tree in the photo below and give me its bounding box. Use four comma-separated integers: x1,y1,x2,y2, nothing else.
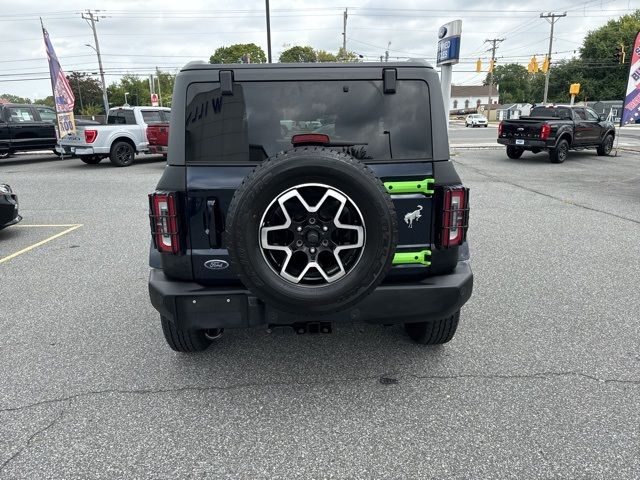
279,46,317,63
336,48,362,63
0,94,32,104
80,104,102,116
33,96,55,107
155,71,175,107
483,64,531,104
210,43,266,64
67,71,104,114
316,50,337,62
577,9,640,101
107,74,151,107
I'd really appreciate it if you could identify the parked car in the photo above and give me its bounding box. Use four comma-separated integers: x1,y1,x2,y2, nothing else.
147,61,473,352
0,183,21,229
497,105,616,163
57,106,170,166
146,122,169,157
465,114,488,127
0,103,57,158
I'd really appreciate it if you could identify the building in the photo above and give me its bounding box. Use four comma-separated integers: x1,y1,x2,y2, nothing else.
586,101,624,123
449,85,499,112
496,103,532,121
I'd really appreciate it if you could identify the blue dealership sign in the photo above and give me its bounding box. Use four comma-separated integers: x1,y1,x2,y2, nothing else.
436,20,462,66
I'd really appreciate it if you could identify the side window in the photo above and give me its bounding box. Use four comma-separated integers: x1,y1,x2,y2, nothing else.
141,110,162,124
36,107,57,124
573,109,587,121
160,110,171,122
107,110,136,125
586,108,600,121
8,107,36,123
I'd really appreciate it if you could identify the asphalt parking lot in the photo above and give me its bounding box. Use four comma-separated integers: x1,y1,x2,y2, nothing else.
1,148,639,478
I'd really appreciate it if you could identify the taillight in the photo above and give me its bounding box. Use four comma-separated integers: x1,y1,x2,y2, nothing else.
540,124,551,140
498,121,503,136
291,133,330,146
84,129,98,143
149,192,180,254
439,186,469,248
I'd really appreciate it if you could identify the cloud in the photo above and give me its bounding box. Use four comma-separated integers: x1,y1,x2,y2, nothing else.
0,0,633,99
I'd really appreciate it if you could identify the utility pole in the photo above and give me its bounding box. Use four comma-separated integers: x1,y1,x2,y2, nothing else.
156,67,163,107
76,75,83,113
265,0,272,63
484,38,504,118
385,42,391,62
81,10,109,114
342,8,348,52
540,12,566,104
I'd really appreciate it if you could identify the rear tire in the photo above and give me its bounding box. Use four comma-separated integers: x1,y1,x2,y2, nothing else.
506,145,524,159
110,140,135,167
80,155,103,165
596,134,613,156
483,124,488,127
160,316,216,352
405,311,460,345
0,151,11,159
550,138,569,163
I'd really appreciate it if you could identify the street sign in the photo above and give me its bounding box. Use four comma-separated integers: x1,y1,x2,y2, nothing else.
151,93,159,107
569,83,580,95
436,20,462,66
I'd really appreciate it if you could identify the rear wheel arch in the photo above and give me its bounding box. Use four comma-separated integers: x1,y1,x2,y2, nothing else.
556,132,573,148
110,136,137,152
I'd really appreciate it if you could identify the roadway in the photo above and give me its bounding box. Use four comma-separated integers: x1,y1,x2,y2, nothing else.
1,148,639,478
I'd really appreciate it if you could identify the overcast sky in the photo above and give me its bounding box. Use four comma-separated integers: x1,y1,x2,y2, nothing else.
0,0,635,100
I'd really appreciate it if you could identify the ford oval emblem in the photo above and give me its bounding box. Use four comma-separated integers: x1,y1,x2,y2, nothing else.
204,259,229,270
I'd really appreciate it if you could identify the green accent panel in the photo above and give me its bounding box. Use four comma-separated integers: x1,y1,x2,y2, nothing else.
384,178,434,195
392,249,432,266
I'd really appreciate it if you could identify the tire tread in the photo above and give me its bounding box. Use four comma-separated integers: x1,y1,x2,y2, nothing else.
404,311,460,345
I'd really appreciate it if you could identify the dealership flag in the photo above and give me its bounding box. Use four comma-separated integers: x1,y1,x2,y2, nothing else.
42,22,76,137
621,30,640,126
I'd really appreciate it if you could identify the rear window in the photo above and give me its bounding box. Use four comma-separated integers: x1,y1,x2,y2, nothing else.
141,110,165,124
185,80,431,164
530,106,572,119
107,110,136,125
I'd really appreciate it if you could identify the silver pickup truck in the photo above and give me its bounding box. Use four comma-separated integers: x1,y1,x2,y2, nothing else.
58,106,170,167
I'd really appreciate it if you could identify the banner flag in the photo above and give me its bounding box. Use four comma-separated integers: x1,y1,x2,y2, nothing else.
42,23,76,138
621,30,640,126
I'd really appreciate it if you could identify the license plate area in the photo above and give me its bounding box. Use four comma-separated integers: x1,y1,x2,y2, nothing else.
515,139,525,145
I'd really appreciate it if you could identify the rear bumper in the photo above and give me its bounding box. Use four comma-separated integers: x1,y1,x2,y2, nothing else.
149,261,474,330
56,145,109,156
497,138,548,148
148,145,168,155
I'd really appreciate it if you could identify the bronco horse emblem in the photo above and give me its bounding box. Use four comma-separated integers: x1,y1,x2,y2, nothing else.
404,205,423,228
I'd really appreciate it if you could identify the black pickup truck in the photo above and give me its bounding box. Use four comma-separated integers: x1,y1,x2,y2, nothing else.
497,105,616,163
0,103,58,158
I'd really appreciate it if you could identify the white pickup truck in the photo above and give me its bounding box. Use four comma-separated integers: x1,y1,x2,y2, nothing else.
58,106,170,167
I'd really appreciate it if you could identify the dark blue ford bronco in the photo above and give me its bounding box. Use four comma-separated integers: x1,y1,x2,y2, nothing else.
148,61,473,352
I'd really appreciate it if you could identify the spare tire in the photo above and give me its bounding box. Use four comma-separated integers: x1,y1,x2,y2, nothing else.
225,147,397,314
